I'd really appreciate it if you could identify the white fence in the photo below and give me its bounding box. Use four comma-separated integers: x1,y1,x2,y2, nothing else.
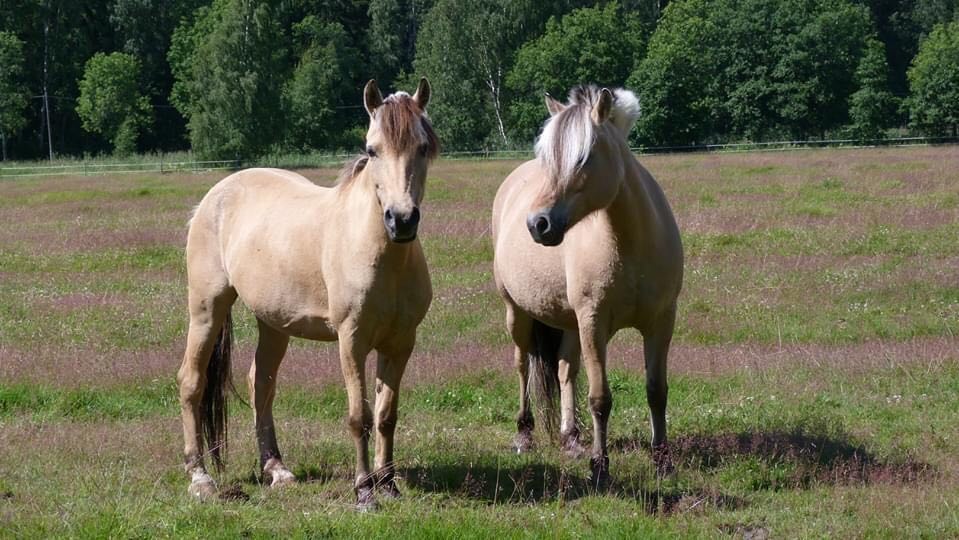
1,136,956,179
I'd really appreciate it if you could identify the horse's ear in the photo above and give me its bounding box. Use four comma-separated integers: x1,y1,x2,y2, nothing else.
364,79,383,116
544,93,566,116
591,88,613,125
413,77,431,110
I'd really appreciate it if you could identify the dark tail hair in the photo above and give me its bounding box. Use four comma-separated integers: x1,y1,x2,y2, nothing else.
202,311,234,473
528,320,564,438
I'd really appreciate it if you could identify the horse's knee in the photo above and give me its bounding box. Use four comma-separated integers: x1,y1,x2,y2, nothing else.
558,362,578,386
177,369,204,405
246,368,257,397
588,393,612,419
376,413,397,436
347,411,373,438
646,380,668,409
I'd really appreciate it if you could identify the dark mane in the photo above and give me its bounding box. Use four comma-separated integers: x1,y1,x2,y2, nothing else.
336,154,369,185
569,84,603,107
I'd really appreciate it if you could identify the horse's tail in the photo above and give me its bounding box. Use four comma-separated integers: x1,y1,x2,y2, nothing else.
203,310,234,473
528,320,564,438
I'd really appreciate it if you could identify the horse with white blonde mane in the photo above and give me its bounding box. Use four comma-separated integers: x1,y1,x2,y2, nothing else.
176,78,438,510
492,85,683,486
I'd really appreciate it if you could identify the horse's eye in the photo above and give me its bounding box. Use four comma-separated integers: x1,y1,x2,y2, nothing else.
366,146,377,158
418,144,428,158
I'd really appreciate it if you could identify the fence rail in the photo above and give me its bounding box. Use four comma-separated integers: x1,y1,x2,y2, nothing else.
1,136,957,179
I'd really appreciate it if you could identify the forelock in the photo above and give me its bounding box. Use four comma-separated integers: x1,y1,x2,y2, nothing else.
372,92,439,158
535,94,595,186
534,85,639,185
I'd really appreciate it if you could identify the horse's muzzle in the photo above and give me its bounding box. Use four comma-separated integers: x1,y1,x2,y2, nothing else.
384,206,420,243
527,210,566,246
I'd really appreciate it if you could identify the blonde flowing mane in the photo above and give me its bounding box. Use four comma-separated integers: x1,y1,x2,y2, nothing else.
534,85,640,186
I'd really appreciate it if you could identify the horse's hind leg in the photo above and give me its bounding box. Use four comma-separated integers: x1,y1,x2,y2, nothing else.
176,280,236,498
643,304,677,476
558,332,585,456
372,335,413,499
505,303,534,452
248,319,294,487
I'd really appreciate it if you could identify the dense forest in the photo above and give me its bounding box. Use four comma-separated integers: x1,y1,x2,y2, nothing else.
0,0,957,160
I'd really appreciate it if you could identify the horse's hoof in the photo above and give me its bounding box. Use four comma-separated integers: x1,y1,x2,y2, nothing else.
378,479,402,499
589,456,611,491
652,444,675,477
561,431,587,458
188,474,217,500
513,430,534,454
269,468,296,488
356,485,377,512
380,481,403,499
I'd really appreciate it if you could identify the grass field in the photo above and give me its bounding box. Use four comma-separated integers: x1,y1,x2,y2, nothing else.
1,146,958,538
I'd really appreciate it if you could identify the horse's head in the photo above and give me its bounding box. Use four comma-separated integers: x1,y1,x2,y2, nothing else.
527,85,640,246
362,78,439,243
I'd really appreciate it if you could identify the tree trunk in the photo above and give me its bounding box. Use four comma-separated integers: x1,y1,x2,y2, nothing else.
481,59,508,146
1,131,6,161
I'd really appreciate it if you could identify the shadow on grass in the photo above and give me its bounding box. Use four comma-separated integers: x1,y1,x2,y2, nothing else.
611,429,935,488
402,461,744,514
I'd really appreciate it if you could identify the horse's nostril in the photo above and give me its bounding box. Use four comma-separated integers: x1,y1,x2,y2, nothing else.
535,216,550,234
384,209,394,222
409,207,421,226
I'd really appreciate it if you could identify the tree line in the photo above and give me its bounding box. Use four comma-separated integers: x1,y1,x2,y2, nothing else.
0,0,957,161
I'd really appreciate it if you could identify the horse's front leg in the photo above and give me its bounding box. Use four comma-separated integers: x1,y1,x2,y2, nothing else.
372,335,414,499
579,316,612,489
337,329,375,511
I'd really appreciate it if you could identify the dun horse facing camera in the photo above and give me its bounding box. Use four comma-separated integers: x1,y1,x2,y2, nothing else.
176,78,438,511
492,85,683,487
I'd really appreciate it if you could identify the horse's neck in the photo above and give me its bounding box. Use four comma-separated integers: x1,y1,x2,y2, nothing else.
606,146,659,241
331,168,408,261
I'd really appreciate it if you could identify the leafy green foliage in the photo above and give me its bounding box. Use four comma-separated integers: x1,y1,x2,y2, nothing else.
412,0,505,150
906,21,959,136
0,31,27,157
506,3,649,142
284,17,362,151
168,0,227,121
366,0,434,89
413,0,592,150
75,52,152,156
2,0,959,157
848,37,899,139
632,0,878,145
174,0,286,159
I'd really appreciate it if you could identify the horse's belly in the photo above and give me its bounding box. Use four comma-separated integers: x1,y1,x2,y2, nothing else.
278,313,338,341
498,264,577,330
525,301,577,330
249,303,338,341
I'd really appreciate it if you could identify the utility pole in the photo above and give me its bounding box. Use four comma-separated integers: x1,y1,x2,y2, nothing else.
42,1,53,161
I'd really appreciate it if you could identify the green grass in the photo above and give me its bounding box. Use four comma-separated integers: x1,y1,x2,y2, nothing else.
1,364,956,537
1,147,958,537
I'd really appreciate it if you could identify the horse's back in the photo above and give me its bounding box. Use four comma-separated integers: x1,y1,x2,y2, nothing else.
191,168,322,230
